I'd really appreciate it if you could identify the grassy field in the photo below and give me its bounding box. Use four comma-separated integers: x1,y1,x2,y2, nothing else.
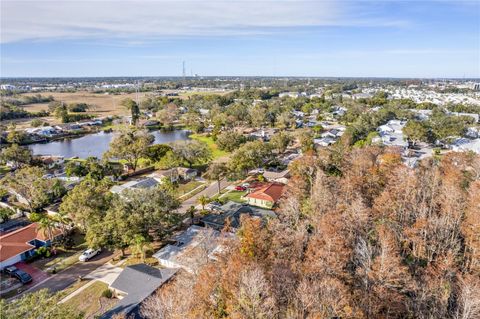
177,180,205,197
64,281,116,318
189,134,229,160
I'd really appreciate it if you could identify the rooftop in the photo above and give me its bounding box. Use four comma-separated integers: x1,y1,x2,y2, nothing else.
102,264,177,319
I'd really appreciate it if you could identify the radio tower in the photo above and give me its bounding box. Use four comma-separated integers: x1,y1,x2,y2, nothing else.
182,61,186,85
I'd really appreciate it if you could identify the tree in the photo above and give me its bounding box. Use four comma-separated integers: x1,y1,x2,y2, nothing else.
216,131,247,152
145,144,172,163
104,129,154,172
0,289,82,319
122,98,140,126
88,187,179,256
34,214,56,242
269,131,292,153
0,144,32,168
130,234,152,263
171,140,212,168
402,120,429,145
157,103,179,129
59,177,112,232
228,141,272,177
205,162,228,194
197,195,210,211
53,103,69,123
1,167,57,213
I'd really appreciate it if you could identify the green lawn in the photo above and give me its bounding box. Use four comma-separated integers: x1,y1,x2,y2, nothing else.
177,180,205,197
189,134,229,160
64,281,116,318
214,190,247,203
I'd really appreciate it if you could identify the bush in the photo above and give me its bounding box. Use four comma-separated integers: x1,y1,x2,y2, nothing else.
30,119,44,127
102,289,113,298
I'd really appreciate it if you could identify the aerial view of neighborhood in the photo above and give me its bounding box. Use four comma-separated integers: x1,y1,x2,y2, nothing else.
0,1,479,319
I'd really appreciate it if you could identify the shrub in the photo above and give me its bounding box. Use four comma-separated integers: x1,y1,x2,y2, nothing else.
30,119,44,127
102,289,113,298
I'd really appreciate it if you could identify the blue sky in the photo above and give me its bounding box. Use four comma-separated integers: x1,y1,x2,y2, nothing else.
1,0,479,78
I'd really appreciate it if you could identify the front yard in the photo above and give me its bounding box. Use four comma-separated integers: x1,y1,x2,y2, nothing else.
214,190,247,203
31,232,87,273
177,180,206,198
64,281,116,318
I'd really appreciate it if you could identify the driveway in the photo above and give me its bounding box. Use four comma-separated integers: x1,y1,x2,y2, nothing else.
17,250,115,297
14,262,49,286
84,262,122,285
177,178,231,214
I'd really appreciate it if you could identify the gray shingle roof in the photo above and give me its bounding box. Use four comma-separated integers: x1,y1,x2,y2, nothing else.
101,264,177,319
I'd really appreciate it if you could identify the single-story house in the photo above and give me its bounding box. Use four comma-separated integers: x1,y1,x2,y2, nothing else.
201,201,276,231
110,177,159,194
102,264,177,319
263,169,290,183
152,225,223,273
244,182,285,209
0,223,62,269
149,169,179,183
176,167,198,181
314,136,337,147
450,138,480,154
37,155,65,169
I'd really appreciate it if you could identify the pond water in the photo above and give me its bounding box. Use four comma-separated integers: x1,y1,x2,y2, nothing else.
28,130,190,159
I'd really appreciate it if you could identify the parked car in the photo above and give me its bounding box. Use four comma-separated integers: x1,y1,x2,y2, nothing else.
235,186,246,191
13,270,33,284
4,266,19,276
241,183,250,188
79,248,101,262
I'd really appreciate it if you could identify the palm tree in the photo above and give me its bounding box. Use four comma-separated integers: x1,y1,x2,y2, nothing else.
197,195,210,211
130,234,152,263
51,212,72,236
37,215,55,244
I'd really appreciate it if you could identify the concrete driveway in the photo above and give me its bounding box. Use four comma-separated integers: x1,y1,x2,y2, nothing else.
85,262,123,285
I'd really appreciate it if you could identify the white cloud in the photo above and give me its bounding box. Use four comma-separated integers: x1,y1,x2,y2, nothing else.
0,0,406,43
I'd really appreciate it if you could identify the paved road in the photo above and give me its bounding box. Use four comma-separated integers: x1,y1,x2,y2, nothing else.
23,250,115,296
177,178,231,214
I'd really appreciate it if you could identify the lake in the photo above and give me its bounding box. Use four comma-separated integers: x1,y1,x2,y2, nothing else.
28,130,190,159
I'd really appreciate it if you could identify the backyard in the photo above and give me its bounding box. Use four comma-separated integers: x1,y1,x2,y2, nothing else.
189,134,229,160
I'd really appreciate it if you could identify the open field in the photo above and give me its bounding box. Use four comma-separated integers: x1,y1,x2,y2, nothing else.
19,91,148,116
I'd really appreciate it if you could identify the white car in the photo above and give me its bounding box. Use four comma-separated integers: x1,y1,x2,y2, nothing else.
241,182,251,188
79,248,101,262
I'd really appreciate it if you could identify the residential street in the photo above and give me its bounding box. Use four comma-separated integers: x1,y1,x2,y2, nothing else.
177,178,232,214
17,250,115,297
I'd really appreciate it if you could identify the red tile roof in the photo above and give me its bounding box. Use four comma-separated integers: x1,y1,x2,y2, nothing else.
245,182,285,203
0,223,61,262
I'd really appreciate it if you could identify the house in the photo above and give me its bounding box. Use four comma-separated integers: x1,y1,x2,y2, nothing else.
263,169,290,183
152,225,224,273
176,167,198,181
245,182,285,208
37,155,65,169
0,223,62,269
377,120,408,149
314,136,336,147
102,264,177,319
148,169,180,183
110,177,159,194
450,138,480,154
201,201,276,231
